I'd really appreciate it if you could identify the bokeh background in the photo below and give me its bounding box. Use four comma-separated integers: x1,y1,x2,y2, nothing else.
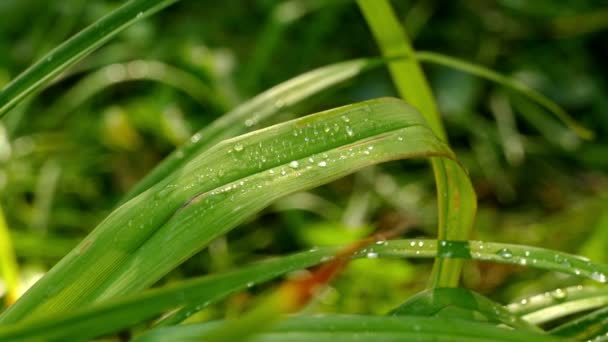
1,0,607,317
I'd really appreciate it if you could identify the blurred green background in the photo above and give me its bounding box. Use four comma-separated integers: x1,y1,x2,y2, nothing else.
1,0,607,317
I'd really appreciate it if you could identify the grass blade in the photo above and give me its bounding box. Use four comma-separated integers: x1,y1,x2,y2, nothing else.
0,238,605,340
415,51,593,140
0,205,19,306
134,315,560,342
0,0,181,118
120,57,384,203
390,288,541,332
550,306,608,340
357,0,476,288
507,286,608,325
45,60,226,126
0,98,457,323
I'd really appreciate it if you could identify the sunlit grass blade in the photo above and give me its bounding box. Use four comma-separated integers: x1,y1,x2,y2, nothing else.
0,98,458,324
550,306,608,340
390,288,541,332
120,57,384,203
1,238,605,341
45,60,226,125
0,205,19,306
0,0,181,118
507,286,608,325
414,51,594,140
357,0,477,288
134,315,560,342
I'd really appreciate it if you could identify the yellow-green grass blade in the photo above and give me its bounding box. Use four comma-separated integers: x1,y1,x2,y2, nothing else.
0,98,458,323
0,205,19,306
357,0,476,288
120,57,384,204
1,238,605,341
0,0,181,118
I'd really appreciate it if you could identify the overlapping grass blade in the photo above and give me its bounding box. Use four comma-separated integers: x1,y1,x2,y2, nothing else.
357,0,476,288
0,0,181,118
0,98,458,324
134,315,559,342
120,57,384,203
1,238,606,340
507,286,608,325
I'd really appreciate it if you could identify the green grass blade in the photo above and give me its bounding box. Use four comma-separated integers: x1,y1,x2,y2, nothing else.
415,51,593,140
357,0,476,288
550,306,608,340
0,205,19,306
134,315,560,342
0,238,605,340
45,60,226,125
0,98,457,323
120,57,384,204
507,286,608,325
0,0,181,118
390,288,541,332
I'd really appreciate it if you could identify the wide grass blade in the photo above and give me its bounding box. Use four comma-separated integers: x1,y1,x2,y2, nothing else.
133,315,560,342
1,238,605,341
0,0,181,118
507,286,608,325
120,57,384,203
357,0,476,288
0,205,19,306
0,98,458,324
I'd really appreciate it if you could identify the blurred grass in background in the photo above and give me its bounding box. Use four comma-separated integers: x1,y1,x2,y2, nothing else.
0,0,607,316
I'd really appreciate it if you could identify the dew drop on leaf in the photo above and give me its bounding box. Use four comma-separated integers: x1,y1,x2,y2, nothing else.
497,248,513,259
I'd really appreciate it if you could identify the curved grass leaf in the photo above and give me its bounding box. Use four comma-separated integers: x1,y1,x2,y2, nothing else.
0,0,181,118
507,286,608,325
0,98,457,324
134,315,560,342
1,239,605,341
45,60,226,125
414,51,593,140
389,288,540,332
357,0,476,288
120,57,384,203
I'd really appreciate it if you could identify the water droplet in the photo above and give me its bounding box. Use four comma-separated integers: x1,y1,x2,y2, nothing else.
289,161,299,169
280,169,287,176
217,169,225,177
551,289,567,300
342,116,350,123
318,161,327,167
136,11,144,18
366,252,378,258
397,136,404,141
234,143,244,151
345,126,354,137
324,126,330,133
591,271,607,283
497,248,513,259
190,133,202,143
246,282,254,288
409,241,417,247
